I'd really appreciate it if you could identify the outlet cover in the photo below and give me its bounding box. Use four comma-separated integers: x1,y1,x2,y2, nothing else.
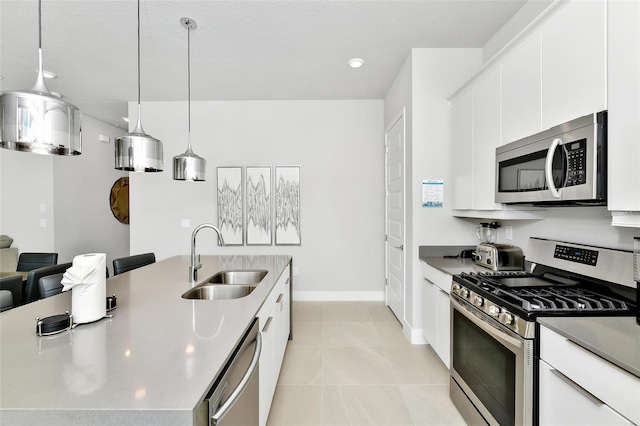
293,267,299,276
505,226,513,240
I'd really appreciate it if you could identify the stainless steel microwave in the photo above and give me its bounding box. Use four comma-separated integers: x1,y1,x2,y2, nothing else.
495,111,607,205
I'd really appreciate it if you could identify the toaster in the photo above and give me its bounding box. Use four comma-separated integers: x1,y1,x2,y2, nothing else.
474,243,524,271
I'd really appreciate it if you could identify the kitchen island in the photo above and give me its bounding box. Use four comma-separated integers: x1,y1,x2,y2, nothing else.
0,254,291,426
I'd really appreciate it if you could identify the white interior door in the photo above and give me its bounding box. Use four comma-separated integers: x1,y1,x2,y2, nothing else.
385,112,405,322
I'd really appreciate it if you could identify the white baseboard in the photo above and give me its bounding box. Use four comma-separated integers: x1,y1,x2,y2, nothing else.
293,291,385,302
403,323,428,345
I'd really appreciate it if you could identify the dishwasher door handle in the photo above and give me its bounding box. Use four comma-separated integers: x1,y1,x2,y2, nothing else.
211,332,262,425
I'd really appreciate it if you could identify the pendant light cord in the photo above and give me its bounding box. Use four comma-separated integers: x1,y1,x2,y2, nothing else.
188,25,191,135
38,0,42,49
137,0,141,106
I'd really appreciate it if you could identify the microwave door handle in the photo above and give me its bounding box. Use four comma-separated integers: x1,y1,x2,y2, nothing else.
545,138,562,198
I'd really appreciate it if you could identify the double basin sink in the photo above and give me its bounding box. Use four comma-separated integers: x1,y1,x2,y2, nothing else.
182,270,268,300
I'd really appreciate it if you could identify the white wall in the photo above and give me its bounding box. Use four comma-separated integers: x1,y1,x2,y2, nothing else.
0,115,130,273
53,116,130,268
0,150,55,252
493,207,640,253
130,100,385,298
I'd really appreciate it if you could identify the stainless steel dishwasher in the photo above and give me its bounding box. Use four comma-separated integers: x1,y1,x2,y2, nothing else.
195,318,261,426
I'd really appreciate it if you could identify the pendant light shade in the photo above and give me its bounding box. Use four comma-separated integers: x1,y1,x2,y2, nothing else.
114,0,163,172
0,0,81,156
173,17,206,182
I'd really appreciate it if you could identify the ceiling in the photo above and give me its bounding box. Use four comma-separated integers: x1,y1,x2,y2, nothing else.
0,0,526,129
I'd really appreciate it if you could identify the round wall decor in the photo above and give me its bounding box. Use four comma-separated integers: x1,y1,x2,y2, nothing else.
109,177,129,224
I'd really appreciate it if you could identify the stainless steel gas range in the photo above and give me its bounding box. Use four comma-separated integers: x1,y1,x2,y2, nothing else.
449,238,637,426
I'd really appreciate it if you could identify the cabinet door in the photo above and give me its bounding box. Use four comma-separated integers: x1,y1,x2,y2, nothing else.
435,287,451,369
450,90,473,210
283,271,291,341
421,279,438,350
541,0,606,129
607,0,640,213
273,291,286,382
258,304,275,426
539,360,633,426
502,33,542,144
471,68,502,210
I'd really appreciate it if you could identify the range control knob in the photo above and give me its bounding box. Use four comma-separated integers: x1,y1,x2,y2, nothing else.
486,258,492,265
460,288,470,299
502,312,515,325
473,295,484,307
452,283,461,293
489,305,501,317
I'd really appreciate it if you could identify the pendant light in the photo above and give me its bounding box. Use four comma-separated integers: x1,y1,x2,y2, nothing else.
173,17,206,181
114,0,163,172
0,0,81,156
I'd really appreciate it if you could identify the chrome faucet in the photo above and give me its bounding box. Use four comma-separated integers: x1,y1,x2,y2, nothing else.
190,223,225,283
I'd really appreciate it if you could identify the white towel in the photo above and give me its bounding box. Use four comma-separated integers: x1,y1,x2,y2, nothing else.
61,253,106,324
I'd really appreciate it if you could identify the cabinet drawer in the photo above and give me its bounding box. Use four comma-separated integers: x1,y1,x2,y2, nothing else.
539,360,633,426
540,325,640,424
420,261,452,294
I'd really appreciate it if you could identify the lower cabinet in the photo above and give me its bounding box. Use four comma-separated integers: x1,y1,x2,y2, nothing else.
421,261,452,369
539,325,639,426
258,265,291,426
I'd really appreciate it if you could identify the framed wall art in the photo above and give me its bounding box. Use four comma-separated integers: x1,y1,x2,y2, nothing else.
274,166,301,245
217,167,244,245
245,166,272,245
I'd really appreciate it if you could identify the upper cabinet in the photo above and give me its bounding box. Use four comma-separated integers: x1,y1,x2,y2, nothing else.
449,0,606,220
471,68,503,211
541,1,607,130
607,0,640,226
502,34,542,145
450,90,473,210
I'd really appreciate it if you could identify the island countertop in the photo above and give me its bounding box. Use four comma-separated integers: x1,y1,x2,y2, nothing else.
0,254,291,426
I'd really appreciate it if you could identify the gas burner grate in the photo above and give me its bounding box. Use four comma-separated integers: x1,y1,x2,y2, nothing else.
506,287,631,312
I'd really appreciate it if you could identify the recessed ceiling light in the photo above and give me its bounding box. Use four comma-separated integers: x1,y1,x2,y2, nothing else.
122,117,130,123
348,58,365,69
35,69,57,79
0,75,4,80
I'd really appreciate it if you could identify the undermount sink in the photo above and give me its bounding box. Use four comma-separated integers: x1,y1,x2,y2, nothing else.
182,269,268,300
207,270,267,285
182,284,256,300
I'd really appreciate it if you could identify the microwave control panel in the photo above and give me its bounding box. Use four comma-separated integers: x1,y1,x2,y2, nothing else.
564,138,587,187
554,244,599,266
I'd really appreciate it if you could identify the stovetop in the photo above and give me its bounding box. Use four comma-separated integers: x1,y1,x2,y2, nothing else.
454,271,636,320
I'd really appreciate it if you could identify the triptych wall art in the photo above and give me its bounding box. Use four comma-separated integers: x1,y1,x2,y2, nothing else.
216,166,301,246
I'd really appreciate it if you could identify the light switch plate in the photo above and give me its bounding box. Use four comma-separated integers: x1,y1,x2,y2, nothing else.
505,226,513,240
293,267,299,276
181,219,190,228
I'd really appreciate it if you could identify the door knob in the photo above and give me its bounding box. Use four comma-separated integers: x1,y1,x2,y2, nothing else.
394,245,404,251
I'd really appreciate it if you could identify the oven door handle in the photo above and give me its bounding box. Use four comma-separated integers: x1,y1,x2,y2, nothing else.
451,296,523,350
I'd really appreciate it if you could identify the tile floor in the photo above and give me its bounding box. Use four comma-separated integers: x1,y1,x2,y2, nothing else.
266,301,467,426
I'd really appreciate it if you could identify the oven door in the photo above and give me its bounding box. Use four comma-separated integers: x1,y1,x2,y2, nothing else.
450,294,533,426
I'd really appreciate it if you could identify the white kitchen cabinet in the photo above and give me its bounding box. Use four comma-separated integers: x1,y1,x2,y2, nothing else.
607,0,640,225
450,89,473,211
539,325,640,426
420,261,452,368
258,265,291,426
539,360,632,426
501,33,542,145
541,0,606,130
471,67,503,211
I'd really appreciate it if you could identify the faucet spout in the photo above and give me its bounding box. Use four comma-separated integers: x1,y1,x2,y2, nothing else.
190,223,225,283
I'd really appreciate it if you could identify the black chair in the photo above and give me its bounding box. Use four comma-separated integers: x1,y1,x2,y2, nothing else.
0,290,13,312
38,273,65,299
0,274,23,307
23,262,72,304
17,252,58,272
113,253,155,276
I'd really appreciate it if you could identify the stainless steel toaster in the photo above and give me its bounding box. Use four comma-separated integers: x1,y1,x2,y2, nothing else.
474,243,524,271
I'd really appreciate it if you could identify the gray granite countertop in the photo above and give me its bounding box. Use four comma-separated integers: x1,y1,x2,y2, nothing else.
0,254,291,426
418,244,488,276
538,316,640,378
